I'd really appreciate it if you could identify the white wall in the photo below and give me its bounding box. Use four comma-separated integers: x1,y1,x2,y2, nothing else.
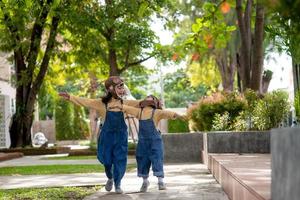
265,52,294,102
0,53,15,148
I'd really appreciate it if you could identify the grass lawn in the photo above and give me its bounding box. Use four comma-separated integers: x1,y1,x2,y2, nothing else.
0,186,101,200
0,164,136,176
42,155,136,160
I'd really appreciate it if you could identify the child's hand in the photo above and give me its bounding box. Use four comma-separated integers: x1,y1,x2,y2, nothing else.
58,92,70,100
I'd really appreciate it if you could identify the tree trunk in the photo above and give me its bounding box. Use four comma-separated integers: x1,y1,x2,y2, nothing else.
216,48,236,92
9,111,34,148
109,48,120,76
251,3,265,92
236,0,253,91
236,0,266,93
8,15,60,148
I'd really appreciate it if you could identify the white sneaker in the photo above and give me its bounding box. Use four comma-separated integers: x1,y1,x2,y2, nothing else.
105,179,113,192
158,182,166,190
115,187,123,194
140,180,150,192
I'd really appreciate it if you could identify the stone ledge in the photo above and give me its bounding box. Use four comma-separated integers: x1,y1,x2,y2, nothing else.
0,147,71,155
0,152,23,162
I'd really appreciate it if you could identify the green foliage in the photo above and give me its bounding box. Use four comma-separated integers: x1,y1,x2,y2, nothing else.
55,99,74,140
73,105,90,140
0,186,101,200
295,90,300,119
188,2,236,51
252,90,290,130
212,112,231,131
168,118,189,133
189,90,290,131
0,164,136,176
189,92,247,131
0,164,103,175
164,68,206,108
266,0,300,63
122,66,150,99
62,0,174,75
128,142,137,150
231,111,248,131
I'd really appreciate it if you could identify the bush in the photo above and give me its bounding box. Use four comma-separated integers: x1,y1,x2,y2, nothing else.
55,100,90,140
188,90,290,131
168,118,189,133
230,111,248,131
128,142,136,150
55,100,74,140
211,112,231,131
295,90,300,119
252,90,290,130
73,105,90,139
188,92,247,131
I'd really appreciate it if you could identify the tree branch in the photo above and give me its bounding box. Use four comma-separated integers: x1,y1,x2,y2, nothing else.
27,15,60,111
26,0,53,77
124,45,131,69
119,55,153,74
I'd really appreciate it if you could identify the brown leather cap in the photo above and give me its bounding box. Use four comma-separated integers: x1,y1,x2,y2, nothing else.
139,95,162,109
104,76,124,90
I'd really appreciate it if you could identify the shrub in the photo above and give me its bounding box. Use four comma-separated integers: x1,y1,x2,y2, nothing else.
211,112,231,131
128,142,136,150
230,111,248,131
55,100,74,140
73,105,90,139
295,90,300,119
252,90,290,130
189,92,247,131
168,119,189,133
55,100,90,140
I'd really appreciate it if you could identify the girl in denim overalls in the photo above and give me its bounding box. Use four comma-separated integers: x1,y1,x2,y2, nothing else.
59,76,140,194
118,95,186,192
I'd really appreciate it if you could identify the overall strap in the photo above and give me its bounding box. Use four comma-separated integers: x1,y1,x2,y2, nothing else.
151,108,155,119
139,108,144,120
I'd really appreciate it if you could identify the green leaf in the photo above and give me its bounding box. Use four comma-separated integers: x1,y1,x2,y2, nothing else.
226,25,236,32
192,23,200,33
138,2,149,17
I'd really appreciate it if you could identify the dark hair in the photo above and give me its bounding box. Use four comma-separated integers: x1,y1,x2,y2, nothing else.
101,92,123,105
101,92,113,105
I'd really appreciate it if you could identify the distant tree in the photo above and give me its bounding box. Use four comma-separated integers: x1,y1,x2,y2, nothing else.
163,69,206,108
64,0,173,76
0,0,70,147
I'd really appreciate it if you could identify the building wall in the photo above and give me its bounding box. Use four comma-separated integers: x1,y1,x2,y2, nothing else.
0,53,15,148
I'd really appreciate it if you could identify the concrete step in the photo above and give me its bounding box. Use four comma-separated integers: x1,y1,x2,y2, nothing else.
207,154,270,200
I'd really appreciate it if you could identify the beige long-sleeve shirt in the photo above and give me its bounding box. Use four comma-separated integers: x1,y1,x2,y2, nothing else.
69,95,140,120
121,105,183,127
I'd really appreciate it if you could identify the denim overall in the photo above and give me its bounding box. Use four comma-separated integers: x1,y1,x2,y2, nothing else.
136,108,164,178
97,104,128,188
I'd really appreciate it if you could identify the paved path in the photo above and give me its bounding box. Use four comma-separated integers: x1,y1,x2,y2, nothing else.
85,164,228,200
0,155,229,200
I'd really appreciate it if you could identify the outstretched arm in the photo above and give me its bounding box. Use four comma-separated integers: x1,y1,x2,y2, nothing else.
123,99,142,107
156,109,188,121
58,92,104,111
115,104,140,118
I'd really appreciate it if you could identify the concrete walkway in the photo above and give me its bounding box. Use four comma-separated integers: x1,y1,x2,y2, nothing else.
0,155,229,200
84,164,229,200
